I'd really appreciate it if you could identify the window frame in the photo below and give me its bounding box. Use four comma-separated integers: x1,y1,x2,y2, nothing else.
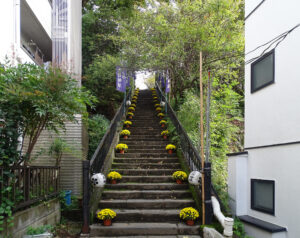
251,49,275,93
251,179,275,215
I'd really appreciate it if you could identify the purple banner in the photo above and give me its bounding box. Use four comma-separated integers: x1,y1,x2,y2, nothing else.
116,66,126,92
165,74,170,93
126,71,130,87
161,74,165,88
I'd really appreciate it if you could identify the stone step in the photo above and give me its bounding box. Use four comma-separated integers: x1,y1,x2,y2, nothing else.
105,183,188,190
129,132,163,136
129,125,163,129
130,115,157,118
92,236,200,238
124,145,166,150
128,127,162,131
90,222,200,236
119,138,165,142
129,124,161,128
112,163,181,169
113,158,178,163
115,153,176,158
120,140,168,145
98,199,195,209
122,141,168,146
95,209,181,223
112,169,177,176
122,176,173,183
127,149,167,153
101,190,191,199
131,119,160,123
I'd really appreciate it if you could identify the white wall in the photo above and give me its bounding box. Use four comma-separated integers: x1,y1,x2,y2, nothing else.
0,0,36,64
246,145,300,238
0,1,19,62
245,0,300,148
245,0,265,17
228,153,248,216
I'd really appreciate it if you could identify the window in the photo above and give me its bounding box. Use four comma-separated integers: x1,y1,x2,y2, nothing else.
251,179,275,215
251,50,275,93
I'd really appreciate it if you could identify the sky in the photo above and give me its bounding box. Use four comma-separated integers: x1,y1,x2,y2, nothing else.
135,71,151,89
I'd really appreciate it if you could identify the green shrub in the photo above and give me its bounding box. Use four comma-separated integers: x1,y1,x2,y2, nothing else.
26,224,54,235
171,84,243,210
87,114,110,159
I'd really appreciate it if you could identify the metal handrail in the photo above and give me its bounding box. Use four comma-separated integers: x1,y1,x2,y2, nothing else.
90,89,132,174
155,83,203,171
82,89,132,233
155,82,227,220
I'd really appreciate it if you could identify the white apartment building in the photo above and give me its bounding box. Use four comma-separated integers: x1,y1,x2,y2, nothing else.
0,0,84,195
228,1,300,238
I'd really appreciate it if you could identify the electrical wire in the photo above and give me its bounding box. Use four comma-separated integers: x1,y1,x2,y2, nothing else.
245,23,300,64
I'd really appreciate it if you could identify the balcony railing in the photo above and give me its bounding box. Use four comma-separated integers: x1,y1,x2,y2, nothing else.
0,166,60,211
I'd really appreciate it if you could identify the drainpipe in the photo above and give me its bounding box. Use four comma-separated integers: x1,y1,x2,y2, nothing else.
211,196,234,237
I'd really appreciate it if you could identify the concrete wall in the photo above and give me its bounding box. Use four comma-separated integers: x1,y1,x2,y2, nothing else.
245,0,300,148
1,199,60,238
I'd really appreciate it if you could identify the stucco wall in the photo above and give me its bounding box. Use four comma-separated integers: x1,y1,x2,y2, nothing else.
245,0,300,148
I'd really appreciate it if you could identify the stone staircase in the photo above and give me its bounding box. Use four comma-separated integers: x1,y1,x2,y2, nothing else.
89,90,201,237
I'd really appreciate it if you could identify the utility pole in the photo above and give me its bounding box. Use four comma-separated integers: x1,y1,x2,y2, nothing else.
199,51,206,224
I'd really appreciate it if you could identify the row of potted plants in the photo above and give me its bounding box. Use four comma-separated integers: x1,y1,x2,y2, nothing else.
107,170,188,185
115,143,176,155
97,207,199,226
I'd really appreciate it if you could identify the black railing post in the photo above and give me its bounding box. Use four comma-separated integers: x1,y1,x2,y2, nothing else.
204,162,213,224
82,160,90,234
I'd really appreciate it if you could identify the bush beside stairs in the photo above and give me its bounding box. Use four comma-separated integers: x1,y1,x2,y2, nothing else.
89,90,201,237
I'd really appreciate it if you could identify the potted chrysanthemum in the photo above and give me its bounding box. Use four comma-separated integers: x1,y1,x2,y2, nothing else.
124,120,132,128
179,207,199,226
116,143,128,154
161,130,169,139
128,106,135,112
97,209,117,226
172,171,187,184
120,129,131,139
166,144,176,154
156,107,162,113
160,120,167,128
107,171,122,184
157,113,165,119
127,112,134,119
